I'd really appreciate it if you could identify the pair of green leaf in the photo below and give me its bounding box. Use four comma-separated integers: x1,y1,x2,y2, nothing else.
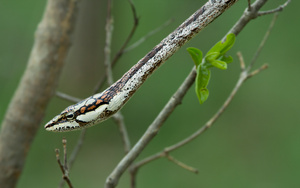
187,33,236,104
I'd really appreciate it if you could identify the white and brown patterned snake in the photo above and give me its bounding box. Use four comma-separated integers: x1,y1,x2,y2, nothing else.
45,0,238,132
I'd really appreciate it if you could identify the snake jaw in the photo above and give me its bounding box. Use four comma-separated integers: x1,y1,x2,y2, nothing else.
45,94,111,132
44,106,81,132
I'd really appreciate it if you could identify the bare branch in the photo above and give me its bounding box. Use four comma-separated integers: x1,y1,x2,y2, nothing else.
247,64,268,79
111,0,139,66
248,12,279,70
104,0,131,154
113,112,131,154
104,0,114,86
124,19,174,52
94,0,139,93
106,67,197,188
132,5,281,173
257,0,291,16
62,138,68,173
55,149,65,174
59,129,86,188
55,139,73,188
247,0,252,11
165,153,198,174
105,1,239,187
56,91,81,103
237,51,246,71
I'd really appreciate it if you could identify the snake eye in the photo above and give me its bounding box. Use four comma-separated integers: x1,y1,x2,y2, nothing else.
66,113,74,120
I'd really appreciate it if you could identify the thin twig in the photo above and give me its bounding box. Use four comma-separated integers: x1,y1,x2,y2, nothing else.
248,12,278,70
56,140,73,188
165,153,199,174
55,91,81,103
223,0,289,41
124,19,174,52
113,112,131,153
58,129,86,188
55,149,65,174
237,51,246,71
257,0,291,16
104,0,114,86
247,64,268,79
111,0,139,67
104,0,131,154
247,0,252,11
62,138,68,174
94,0,139,93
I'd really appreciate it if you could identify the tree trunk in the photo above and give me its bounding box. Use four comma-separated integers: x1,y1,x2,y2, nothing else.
0,0,78,187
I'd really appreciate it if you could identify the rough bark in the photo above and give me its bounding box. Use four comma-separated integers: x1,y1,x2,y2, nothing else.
0,0,78,187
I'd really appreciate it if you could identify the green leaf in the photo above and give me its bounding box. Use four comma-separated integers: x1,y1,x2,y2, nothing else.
207,33,235,56
195,66,211,104
205,52,220,63
220,55,233,64
187,47,203,67
211,60,227,70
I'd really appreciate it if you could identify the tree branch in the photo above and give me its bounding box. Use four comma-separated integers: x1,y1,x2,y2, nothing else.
93,0,139,93
105,1,239,187
0,0,78,187
56,138,73,188
132,7,279,179
106,0,290,187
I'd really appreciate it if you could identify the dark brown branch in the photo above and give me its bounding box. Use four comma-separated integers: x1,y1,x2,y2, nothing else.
0,0,78,187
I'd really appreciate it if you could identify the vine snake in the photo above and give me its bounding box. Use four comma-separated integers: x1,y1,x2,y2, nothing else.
45,0,237,132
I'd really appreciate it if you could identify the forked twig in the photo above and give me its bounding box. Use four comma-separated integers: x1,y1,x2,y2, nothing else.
56,138,73,188
257,0,291,16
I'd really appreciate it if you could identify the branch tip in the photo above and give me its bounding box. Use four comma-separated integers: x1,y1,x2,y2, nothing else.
165,154,198,174
258,0,291,16
236,51,245,70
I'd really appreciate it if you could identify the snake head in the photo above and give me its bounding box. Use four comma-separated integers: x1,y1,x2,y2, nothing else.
44,94,110,132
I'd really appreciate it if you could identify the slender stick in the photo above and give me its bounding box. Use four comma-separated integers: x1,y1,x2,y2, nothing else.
104,0,131,153
248,12,278,70
258,0,291,16
104,0,114,86
124,19,174,52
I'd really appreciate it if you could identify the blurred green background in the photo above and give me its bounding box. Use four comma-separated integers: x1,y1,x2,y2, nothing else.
1,0,299,187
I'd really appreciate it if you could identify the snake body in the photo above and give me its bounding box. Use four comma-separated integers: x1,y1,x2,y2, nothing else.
45,0,237,132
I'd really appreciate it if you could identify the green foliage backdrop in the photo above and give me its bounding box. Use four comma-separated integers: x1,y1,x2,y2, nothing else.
0,0,299,187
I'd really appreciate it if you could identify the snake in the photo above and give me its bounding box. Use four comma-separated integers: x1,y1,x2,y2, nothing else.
45,0,237,132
